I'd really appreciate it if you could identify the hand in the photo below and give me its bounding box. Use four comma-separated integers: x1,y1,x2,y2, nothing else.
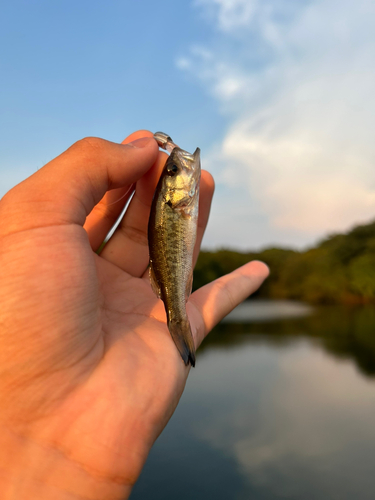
0,130,269,499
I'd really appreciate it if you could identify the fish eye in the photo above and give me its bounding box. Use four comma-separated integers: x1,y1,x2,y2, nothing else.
167,164,179,176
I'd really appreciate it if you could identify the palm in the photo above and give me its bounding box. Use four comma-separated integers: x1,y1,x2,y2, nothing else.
42,225,190,484
0,222,191,485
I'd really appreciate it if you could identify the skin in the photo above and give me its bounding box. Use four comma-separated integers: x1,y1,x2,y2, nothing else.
0,130,269,500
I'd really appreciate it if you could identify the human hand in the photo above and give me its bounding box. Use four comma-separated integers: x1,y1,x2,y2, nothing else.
0,130,269,499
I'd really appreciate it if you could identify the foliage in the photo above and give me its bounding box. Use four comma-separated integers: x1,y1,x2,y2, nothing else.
194,220,375,304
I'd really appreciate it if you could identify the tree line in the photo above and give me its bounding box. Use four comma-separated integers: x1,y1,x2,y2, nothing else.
194,220,375,304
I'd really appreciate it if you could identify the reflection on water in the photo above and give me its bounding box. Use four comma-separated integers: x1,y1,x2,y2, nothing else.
222,299,314,322
131,301,375,500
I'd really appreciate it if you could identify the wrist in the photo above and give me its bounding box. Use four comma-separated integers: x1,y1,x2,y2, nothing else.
0,423,133,500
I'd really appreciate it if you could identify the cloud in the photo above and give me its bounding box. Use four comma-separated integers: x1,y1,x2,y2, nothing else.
193,0,309,34
194,0,259,32
179,0,375,248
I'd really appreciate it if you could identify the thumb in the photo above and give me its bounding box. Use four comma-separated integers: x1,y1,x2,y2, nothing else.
0,136,159,236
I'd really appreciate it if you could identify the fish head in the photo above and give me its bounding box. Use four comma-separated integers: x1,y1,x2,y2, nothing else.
162,147,201,209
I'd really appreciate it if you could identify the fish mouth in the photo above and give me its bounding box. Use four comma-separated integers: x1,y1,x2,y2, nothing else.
154,131,200,168
154,132,180,153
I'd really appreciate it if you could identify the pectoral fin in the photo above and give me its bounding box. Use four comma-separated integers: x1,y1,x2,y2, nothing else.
149,262,161,299
185,274,193,301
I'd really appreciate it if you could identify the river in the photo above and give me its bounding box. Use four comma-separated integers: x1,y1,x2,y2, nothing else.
131,300,375,499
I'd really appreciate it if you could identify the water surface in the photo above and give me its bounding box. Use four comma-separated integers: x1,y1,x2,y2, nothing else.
131,301,375,500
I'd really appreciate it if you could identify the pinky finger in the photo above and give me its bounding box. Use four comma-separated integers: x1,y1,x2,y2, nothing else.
189,260,270,348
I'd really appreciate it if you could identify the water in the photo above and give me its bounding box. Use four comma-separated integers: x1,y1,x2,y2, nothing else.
131,301,375,500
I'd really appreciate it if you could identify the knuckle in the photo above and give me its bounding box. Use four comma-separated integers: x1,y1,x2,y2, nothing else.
1,186,15,206
217,278,237,311
0,183,23,210
71,137,107,158
119,223,149,247
91,202,118,226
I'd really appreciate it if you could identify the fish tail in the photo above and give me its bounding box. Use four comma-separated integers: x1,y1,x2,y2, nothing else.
168,318,196,367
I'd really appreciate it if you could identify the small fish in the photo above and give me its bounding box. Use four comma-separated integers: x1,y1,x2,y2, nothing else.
148,132,201,367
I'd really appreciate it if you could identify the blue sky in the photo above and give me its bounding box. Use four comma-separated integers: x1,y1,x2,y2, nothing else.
1,0,375,250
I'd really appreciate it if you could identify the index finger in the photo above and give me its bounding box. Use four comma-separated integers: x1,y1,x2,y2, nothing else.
84,130,158,251
0,136,159,237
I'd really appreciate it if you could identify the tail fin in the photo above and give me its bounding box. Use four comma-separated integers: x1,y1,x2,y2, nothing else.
168,318,196,367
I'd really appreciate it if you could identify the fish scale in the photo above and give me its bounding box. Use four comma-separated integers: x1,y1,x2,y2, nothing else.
148,133,201,366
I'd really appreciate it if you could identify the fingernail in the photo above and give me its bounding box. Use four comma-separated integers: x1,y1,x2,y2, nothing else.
127,137,154,149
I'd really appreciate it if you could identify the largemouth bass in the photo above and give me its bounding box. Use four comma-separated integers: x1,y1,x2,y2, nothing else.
148,132,201,367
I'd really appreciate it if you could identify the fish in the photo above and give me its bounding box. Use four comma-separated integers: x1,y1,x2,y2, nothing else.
148,132,201,367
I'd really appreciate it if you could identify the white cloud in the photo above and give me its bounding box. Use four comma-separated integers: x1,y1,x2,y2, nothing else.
194,0,259,31
175,57,192,70
180,0,375,248
193,0,308,35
